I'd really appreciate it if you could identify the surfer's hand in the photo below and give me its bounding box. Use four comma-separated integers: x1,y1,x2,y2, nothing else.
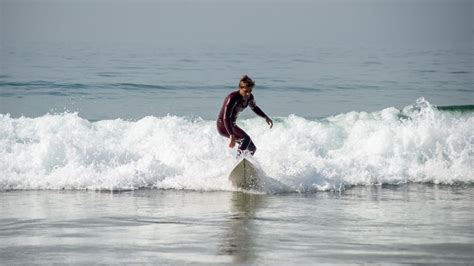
229,135,236,148
266,117,273,129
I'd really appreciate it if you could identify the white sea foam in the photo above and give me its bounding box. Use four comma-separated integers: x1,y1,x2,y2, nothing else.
1,99,472,192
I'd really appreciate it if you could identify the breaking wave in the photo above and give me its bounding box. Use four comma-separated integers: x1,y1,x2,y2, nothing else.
1,98,472,192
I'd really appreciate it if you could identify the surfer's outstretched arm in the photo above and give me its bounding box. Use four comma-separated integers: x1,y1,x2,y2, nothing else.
249,98,273,128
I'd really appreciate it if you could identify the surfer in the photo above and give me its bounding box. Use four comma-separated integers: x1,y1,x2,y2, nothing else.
217,75,273,156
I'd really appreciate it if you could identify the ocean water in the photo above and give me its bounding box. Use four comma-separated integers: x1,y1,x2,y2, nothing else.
0,98,472,192
0,41,473,263
1,42,472,120
0,186,472,264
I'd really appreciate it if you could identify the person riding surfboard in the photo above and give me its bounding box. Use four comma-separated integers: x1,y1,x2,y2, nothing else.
217,75,273,156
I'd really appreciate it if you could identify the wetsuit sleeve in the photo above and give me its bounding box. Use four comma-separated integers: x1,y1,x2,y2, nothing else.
223,95,237,135
249,96,268,118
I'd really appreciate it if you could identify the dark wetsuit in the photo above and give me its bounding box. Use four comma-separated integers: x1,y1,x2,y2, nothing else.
217,90,268,155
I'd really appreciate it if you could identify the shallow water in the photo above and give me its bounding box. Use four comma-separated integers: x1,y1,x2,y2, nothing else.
1,185,472,264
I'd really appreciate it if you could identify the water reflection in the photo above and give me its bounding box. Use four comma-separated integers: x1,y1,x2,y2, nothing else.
219,192,264,263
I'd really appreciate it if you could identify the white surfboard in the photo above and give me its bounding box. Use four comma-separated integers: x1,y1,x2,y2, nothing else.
228,158,262,191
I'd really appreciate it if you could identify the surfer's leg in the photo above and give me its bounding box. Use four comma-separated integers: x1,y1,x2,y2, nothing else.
239,135,256,155
216,120,230,138
233,126,257,156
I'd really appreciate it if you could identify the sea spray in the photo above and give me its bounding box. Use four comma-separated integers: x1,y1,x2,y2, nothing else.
1,99,472,191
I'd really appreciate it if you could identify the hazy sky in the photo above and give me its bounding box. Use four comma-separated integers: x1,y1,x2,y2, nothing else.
1,0,472,47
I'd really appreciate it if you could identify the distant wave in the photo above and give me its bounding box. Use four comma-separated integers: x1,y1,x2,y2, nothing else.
436,104,474,113
0,98,472,192
0,81,91,97
0,81,232,93
0,80,327,94
448,71,470,74
0,81,88,90
114,83,175,91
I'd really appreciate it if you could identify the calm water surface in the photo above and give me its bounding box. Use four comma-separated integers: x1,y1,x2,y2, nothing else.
1,185,472,264
1,42,472,120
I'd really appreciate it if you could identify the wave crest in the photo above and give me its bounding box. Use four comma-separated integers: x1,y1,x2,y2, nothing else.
1,99,472,191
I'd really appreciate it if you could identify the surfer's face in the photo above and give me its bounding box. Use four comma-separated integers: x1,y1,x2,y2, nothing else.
239,82,253,99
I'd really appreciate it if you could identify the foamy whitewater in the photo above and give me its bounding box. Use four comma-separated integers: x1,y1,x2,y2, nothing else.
0,99,472,192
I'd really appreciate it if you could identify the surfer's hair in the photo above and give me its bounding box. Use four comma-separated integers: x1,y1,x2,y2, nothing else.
240,75,255,88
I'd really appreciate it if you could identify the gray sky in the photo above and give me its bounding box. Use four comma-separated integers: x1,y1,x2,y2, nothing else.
1,0,472,47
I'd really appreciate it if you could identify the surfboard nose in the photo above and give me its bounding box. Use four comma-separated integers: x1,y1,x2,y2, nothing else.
228,158,261,191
